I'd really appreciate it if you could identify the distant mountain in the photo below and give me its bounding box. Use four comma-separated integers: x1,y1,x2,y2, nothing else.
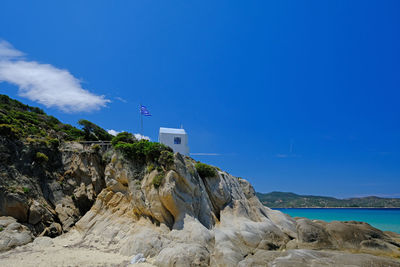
256,191,400,208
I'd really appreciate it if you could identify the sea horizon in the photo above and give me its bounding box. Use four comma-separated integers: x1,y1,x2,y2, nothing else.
275,208,400,234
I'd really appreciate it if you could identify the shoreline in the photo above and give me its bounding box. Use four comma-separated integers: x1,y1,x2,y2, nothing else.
271,207,400,209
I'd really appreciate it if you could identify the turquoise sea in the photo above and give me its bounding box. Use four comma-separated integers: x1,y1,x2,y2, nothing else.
275,208,400,234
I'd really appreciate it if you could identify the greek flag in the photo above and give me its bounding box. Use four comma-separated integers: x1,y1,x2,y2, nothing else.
140,105,152,116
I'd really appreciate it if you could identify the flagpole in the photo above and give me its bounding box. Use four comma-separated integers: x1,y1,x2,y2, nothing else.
140,104,143,136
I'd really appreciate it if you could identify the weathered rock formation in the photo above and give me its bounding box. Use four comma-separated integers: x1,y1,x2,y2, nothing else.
0,137,400,266
0,137,106,236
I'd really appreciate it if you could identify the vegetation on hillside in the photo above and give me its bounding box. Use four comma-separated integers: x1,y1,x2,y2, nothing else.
1,94,220,189
0,94,109,142
256,191,400,208
78,119,112,141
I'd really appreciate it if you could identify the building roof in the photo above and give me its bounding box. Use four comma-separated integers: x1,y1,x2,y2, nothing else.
159,127,187,134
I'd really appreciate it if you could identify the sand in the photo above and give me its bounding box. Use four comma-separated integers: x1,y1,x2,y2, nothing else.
0,230,156,267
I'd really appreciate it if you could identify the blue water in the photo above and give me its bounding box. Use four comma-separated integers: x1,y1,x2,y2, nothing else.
275,208,400,234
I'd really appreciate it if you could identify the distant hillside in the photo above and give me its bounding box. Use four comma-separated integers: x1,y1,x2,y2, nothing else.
256,191,400,208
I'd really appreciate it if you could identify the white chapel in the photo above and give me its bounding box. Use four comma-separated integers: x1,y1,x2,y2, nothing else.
158,127,189,156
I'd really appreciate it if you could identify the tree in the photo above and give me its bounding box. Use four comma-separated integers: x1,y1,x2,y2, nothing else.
78,119,112,141
111,132,136,146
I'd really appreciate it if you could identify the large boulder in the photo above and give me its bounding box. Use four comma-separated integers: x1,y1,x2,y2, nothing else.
0,216,33,252
0,192,29,222
289,217,400,258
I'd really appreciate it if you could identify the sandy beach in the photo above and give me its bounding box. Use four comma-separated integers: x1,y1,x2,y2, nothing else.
0,230,156,267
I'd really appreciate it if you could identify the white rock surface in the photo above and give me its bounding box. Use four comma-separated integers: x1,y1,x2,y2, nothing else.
0,216,33,252
1,151,399,266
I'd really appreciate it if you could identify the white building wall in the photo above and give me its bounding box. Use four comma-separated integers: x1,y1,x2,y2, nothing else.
159,128,189,156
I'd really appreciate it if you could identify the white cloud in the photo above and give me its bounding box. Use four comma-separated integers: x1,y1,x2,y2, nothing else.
134,133,150,141
0,40,24,59
0,40,109,112
107,130,150,141
107,129,121,136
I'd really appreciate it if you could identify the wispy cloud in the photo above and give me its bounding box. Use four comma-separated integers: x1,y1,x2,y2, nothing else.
115,96,127,103
190,153,221,156
0,40,109,112
275,154,301,158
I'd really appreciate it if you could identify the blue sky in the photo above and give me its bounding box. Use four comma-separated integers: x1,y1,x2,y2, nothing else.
1,1,399,198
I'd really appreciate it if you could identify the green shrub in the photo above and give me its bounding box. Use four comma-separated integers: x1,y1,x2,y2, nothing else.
159,150,174,168
35,152,49,164
0,227,3,232
114,142,138,160
114,140,172,164
49,138,60,148
22,187,30,194
92,144,101,152
62,124,85,141
26,138,49,147
0,124,20,138
143,142,172,163
195,162,217,178
0,113,11,124
78,119,112,141
147,164,155,173
111,132,136,146
153,172,165,188
47,115,60,126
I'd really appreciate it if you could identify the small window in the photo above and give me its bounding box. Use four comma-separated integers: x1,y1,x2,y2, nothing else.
174,137,181,144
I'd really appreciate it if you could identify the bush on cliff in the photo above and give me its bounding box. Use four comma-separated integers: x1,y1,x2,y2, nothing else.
35,152,49,164
0,124,20,139
92,144,101,152
152,172,164,188
158,150,174,168
114,139,173,164
195,162,217,178
111,132,136,146
49,138,60,148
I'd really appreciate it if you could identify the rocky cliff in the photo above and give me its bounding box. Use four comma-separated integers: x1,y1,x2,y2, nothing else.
1,135,400,266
